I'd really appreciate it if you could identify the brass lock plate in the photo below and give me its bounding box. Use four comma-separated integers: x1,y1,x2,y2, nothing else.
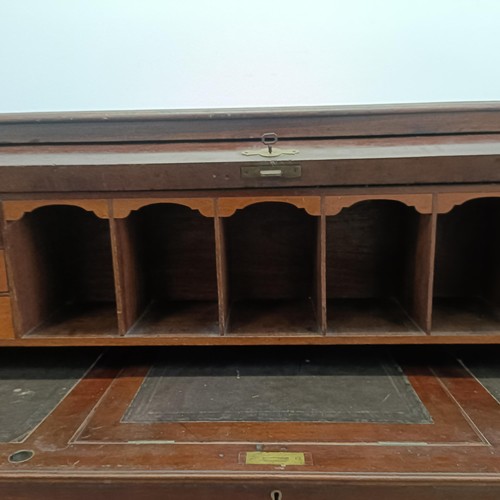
241,132,299,158
241,163,302,179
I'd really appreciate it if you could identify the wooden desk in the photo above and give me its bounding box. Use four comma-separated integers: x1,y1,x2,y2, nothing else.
0,103,499,498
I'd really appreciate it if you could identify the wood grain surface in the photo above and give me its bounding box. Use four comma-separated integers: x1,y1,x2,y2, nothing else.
0,296,14,339
0,250,7,292
1,102,500,144
0,346,497,498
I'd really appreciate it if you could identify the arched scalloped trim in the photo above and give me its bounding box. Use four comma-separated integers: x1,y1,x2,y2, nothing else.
437,193,500,214
112,198,215,218
324,194,433,216
3,200,110,221
217,197,321,217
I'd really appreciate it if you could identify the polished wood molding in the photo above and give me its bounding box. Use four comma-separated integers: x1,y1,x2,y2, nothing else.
112,198,215,218
324,194,433,215
437,192,500,214
217,196,321,217
2,199,110,221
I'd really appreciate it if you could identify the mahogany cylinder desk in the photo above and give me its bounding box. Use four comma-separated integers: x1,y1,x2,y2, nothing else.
0,103,499,499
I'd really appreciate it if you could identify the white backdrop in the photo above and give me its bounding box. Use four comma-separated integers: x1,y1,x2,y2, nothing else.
1,0,499,112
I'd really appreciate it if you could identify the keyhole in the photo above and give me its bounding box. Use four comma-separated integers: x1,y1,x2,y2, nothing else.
270,490,283,500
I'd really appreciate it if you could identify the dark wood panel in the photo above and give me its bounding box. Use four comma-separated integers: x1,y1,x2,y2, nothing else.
1,102,500,144
326,201,412,298
1,479,499,500
131,204,217,301
226,203,316,301
225,203,318,334
2,133,500,156
3,155,500,193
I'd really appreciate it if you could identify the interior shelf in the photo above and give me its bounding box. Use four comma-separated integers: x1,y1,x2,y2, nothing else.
228,298,318,335
432,198,500,334
224,203,320,334
327,298,420,335
116,204,219,336
127,300,219,336
3,195,500,343
326,201,430,335
27,303,119,338
7,206,118,337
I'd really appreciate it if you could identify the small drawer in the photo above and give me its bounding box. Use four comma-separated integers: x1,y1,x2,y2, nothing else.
0,250,7,292
0,296,15,339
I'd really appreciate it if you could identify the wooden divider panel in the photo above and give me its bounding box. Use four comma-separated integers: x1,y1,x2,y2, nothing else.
404,212,436,333
214,215,229,335
110,216,146,336
0,296,15,339
0,202,4,249
316,213,327,334
0,250,7,293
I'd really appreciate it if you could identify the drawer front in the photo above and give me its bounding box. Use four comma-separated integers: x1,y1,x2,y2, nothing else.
0,250,7,292
0,479,497,500
0,296,15,339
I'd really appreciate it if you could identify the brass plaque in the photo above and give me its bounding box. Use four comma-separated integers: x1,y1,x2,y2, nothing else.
245,452,306,466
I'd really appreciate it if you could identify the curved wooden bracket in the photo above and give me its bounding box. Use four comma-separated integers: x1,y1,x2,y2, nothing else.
437,192,500,214
324,194,433,216
2,200,110,221
112,198,215,218
217,196,321,217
